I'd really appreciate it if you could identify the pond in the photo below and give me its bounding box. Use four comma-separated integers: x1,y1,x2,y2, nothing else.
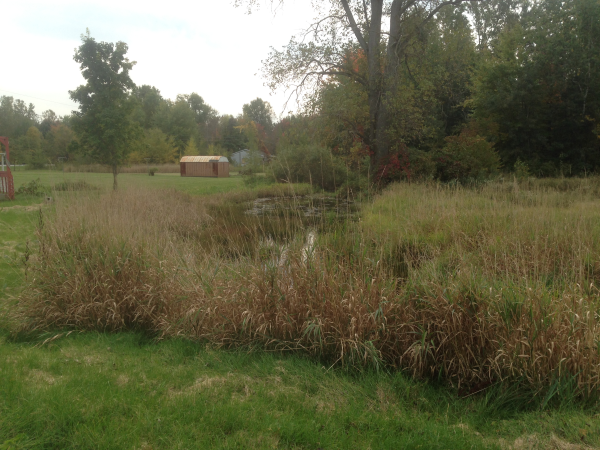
245,195,357,219
242,196,357,268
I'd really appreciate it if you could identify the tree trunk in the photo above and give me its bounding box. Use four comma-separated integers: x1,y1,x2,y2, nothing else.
370,0,404,171
367,0,384,170
112,165,118,190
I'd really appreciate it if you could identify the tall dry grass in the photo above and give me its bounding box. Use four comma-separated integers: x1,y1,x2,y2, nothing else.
14,178,600,397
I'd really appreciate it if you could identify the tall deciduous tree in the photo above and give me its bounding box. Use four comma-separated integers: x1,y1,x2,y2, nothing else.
242,98,274,131
133,85,164,129
69,31,137,189
0,96,38,139
168,98,198,156
180,93,218,125
220,116,247,153
239,0,483,171
472,0,600,175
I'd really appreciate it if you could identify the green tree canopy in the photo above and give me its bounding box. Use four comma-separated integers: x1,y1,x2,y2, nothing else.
241,0,483,172
128,128,177,164
242,98,274,131
0,96,38,139
179,93,218,125
69,31,137,189
220,116,247,153
472,0,600,175
133,85,164,129
168,99,197,156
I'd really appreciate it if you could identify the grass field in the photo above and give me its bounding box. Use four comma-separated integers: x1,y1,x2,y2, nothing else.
11,170,245,196
2,331,599,450
0,198,39,308
2,171,600,449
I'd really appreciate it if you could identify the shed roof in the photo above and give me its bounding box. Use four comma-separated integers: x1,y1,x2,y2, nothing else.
180,156,229,163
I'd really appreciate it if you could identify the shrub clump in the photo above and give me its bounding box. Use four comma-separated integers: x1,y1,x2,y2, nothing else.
16,178,47,196
271,145,348,191
433,129,501,182
242,173,275,188
52,180,99,191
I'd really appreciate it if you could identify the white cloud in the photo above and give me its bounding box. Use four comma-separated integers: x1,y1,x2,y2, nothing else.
1,0,316,118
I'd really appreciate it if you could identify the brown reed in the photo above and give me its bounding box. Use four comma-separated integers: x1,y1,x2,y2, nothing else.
14,179,600,396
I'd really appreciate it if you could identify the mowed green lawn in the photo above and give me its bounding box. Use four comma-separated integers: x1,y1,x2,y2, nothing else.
0,199,39,306
1,171,599,449
2,332,599,450
11,170,245,196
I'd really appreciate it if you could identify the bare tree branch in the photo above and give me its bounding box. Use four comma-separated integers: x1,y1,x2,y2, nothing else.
398,0,419,17
302,14,346,42
423,0,484,24
362,0,371,30
340,0,369,53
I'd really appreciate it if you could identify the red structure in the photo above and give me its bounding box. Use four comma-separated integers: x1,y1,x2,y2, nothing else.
0,137,15,200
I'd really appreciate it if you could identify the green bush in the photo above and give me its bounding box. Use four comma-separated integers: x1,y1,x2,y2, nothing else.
433,130,501,182
513,158,530,180
52,180,99,191
237,151,266,176
271,145,347,191
408,149,437,180
16,178,47,196
242,174,275,188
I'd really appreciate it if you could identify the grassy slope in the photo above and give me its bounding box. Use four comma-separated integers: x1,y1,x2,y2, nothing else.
1,172,598,449
1,332,598,449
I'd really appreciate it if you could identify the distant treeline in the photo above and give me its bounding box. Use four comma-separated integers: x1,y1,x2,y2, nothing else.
0,93,281,168
1,0,599,180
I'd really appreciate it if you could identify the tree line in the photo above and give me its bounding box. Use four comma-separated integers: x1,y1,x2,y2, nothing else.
259,0,600,184
2,0,599,188
0,88,279,171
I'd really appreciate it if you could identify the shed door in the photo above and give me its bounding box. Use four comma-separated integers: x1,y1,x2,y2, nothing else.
180,162,186,176
212,162,218,176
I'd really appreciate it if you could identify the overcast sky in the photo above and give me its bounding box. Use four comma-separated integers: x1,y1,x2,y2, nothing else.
2,0,316,119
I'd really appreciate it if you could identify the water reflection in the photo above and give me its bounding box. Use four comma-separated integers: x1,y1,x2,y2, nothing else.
259,229,318,273
245,196,356,218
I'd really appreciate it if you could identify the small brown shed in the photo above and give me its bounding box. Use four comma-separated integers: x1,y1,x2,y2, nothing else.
180,156,230,178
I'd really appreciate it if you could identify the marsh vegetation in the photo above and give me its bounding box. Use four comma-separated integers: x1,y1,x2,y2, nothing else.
10,176,600,403
4,172,600,448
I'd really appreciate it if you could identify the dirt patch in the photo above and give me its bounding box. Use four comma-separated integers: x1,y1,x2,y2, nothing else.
376,385,395,413
168,376,228,397
28,369,58,386
232,384,254,402
0,204,44,212
316,400,336,413
83,355,104,366
116,374,129,386
499,433,595,450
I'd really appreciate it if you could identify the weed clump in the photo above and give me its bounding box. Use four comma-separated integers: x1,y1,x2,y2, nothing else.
52,180,99,191
16,178,47,196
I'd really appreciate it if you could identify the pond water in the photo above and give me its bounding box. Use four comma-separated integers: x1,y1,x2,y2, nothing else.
245,195,357,219
245,196,356,269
